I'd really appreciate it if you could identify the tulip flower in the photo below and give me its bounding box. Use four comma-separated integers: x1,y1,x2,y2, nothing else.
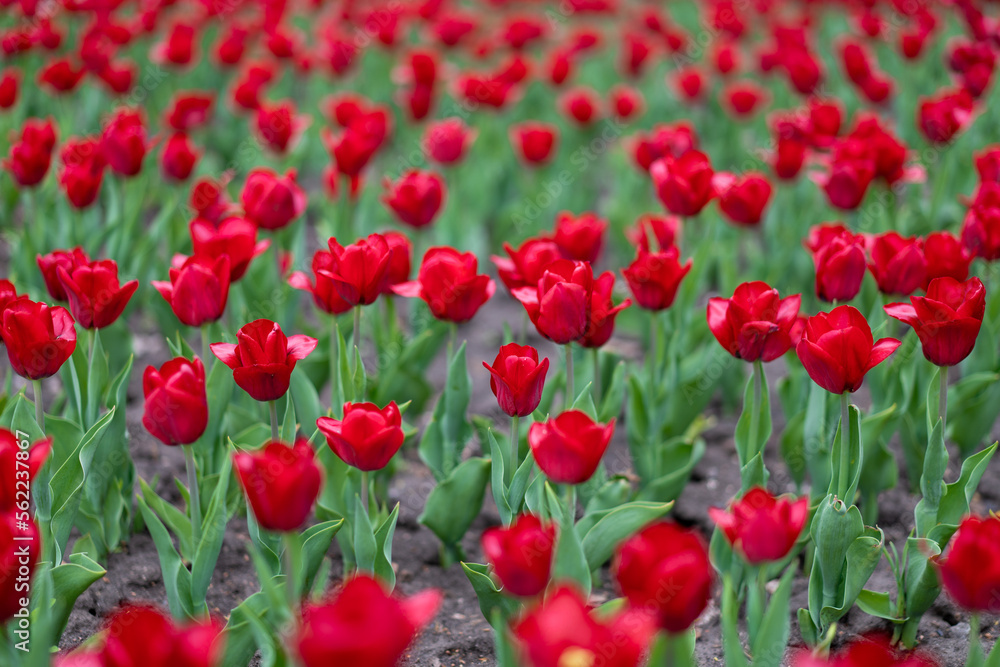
673,66,706,103
233,439,322,533
961,183,1000,261
510,122,557,167
99,604,225,667
293,574,441,667
528,410,615,485
627,214,681,252
165,91,214,131
423,118,475,165
612,520,713,633
867,232,926,296
923,231,971,288
55,258,138,330
707,281,801,362
37,247,90,302
816,151,875,211
39,58,84,94
0,298,77,382
316,401,405,472
59,137,106,209
189,217,269,282
382,170,445,229
622,247,692,311
153,255,230,328
511,586,655,667
0,69,18,109
392,247,495,323
0,429,51,512
630,122,698,172
805,223,867,303
512,259,592,344
709,487,809,564
651,150,715,217
0,512,40,626
772,136,807,180
551,211,607,263
713,171,773,226
289,248,353,316
322,234,393,307
142,357,209,447
723,80,767,118
101,108,149,177
481,513,555,597
491,237,563,294
383,231,412,288
559,86,601,126
160,132,200,182
255,100,309,154
796,305,900,396
240,167,307,231
610,85,644,121
918,88,974,145
483,343,549,419
975,145,1000,183
579,272,631,349
211,319,317,415
791,635,939,667
936,514,1000,615
884,277,985,368
3,118,56,187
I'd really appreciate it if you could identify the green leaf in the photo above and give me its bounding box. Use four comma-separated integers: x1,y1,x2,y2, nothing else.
570,383,597,418
461,562,521,628
488,429,512,525
751,566,796,667
579,500,672,571
418,457,490,560
279,396,296,443
721,575,749,667
289,369,323,444
353,494,377,575
47,553,106,641
856,589,906,622
138,478,193,558
136,495,196,619
301,519,343,594
191,456,232,604
373,503,400,589
85,330,109,429
546,484,590,596
734,363,771,477
418,343,473,482
598,361,627,423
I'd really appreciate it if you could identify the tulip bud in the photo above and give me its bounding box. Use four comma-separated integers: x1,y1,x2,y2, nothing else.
651,150,715,217
316,402,405,472
482,343,550,417
622,247,692,311
101,108,149,178
491,238,563,294
1,299,76,380
233,439,322,532
481,513,556,598
142,357,209,446
552,211,607,264
240,167,307,231
867,232,926,296
382,170,445,229
153,255,231,327
709,487,809,564
190,217,269,282
512,259,593,344
528,410,615,485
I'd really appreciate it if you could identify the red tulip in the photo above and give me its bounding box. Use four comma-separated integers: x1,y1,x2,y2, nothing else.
923,231,971,288
651,150,714,217
805,223,867,303
612,520,712,633
233,439,321,532
867,232,926,296
816,150,875,211
0,429,50,512
795,305,900,394
0,68,19,108
0,512,39,626
512,259,592,344
293,574,441,667
707,281,801,362
510,122,558,167
240,168,306,230
1,298,76,380
918,88,974,145
630,122,698,172
382,170,445,229
713,171,773,226
57,259,138,329
627,214,681,253
579,272,631,349
772,136,807,180
211,319,317,402
151,22,197,66
160,132,199,182
845,116,909,185
423,118,475,165
4,118,56,187
255,100,308,154
610,85,643,121
288,247,353,315
551,211,607,263
511,585,655,667
723,80,766,118
491,237,563,294
884,277,985,367
37,247,90,301
59,137,106,209
961,183,1000,261
975,145,1000,183
383,231,412,288
321,234,392,307
153,255,230,327
101,108,149,178
189,216,269,282
528,410,614,485
316,402,405,472
791,635,939,667
323,109,389,181
231,62,274,111
392,247,495,323
709,487,809,564
935,514,1000,614
142,357,209,446
483,343,550,417
165,92,214,132
38,58,84,93
559,87,601,126
101,604,224,667
190,178,232,224
481,513,555,597
673,66,705,102
622,247,692,311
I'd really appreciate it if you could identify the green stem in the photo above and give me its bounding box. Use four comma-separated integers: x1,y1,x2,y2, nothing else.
283,532,301,614
448,322,458,358
838,393,850,501
564,484,576,519
330,318,338,401
352,306,361,376
361,470,370,516
591,347,601,403
184,445,202,545
970,613,984,667
650,312,660,391
747,566,767,640
939,365,948,433
749,359,763,465
564,344,574,409
88,328,96,363
269,400,279,442
201,325,211,368
32,379,44,431
508,414,520,489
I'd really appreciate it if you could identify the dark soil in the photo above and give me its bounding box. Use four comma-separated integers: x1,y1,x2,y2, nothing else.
56,296,1000,666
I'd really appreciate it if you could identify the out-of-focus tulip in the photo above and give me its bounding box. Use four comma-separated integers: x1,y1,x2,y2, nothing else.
160,132,199,182
59,138,105,209
101,108,149,178
211,319,317,402
233,439,321,532
707,281,801,362
57,259,138,329
552,211,607,263
316,402,405,472
631,122,698,172
918,88,974,145
392,247,495,323
481,513,556,597
491,238,563,294
383,231,412,289
153,255,230,327
423,118,475,165
867,232,926,296
579,272,631,348
935,514,1000,614
627,214,681,253
165,92,214,132
708,487,809,564
528,410,615,485
510,122,558,166
805,224,867,303
790,635,939,667
559,87,601,126
884,277,985,367
483,343,550,417
923,231,971,288
622,248,692,311
293,574,441,667
961,183,1000,261
713,171,773,226
101,603,224,667
723,80,767,118
382,170,445,229
610,85,644,121
241,168,306,231
612,520,712,633
37,247,89,301
0,429,50,512
0,69,19,108
795,305,900,394
651,150,714,217
255,100,309,154
142,357,209,446
0,512,39,625
190,217,269,282
4,118,56,187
